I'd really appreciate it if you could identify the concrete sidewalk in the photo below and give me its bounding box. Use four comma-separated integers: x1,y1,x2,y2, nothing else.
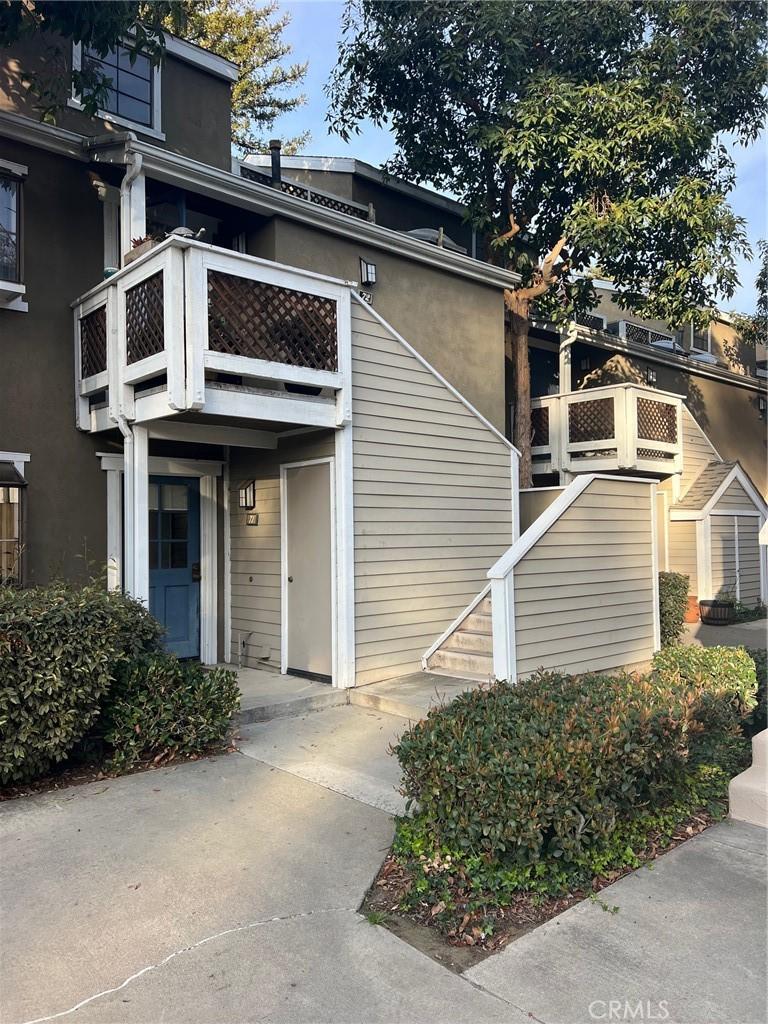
467,819,767,1024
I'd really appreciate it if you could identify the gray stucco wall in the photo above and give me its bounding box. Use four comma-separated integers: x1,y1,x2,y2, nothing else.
0,139,108,583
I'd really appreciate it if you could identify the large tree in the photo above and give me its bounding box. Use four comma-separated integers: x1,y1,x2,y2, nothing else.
0,0,307,154
328,0,768,484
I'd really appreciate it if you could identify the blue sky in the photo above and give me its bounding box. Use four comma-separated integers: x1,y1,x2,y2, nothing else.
273,0,766,313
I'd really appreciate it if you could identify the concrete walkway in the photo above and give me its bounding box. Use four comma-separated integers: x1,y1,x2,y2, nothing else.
0,728,513,1024
2,703,766,1024
466,819,767,1024
684,617,767,649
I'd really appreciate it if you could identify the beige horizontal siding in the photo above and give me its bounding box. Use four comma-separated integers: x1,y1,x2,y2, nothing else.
711,516,737,600
737,516,762,605
668,520,698,594
713,479,753,511
680,407,720,496
513,478,656,677
229,432,334,670
351,300,513,684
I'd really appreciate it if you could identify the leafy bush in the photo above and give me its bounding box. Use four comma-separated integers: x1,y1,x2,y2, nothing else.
658,571,689,647
746,647,767,737
651,644,757,737
0,582,163,784
394,652,754,893
102,653,239,772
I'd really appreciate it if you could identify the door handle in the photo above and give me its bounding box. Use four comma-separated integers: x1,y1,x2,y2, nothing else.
191,562,201,582
288,576,294,583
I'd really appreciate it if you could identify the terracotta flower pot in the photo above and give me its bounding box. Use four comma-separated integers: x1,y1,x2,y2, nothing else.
699,600,734,625
684,596,700,623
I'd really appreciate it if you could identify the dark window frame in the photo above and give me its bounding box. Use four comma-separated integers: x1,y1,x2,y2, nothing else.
76,40,158,131
0,172,22,285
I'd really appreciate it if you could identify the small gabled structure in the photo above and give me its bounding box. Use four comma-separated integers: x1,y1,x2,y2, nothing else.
669,462,768,605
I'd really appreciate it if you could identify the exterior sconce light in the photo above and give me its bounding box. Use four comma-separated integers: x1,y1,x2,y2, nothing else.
359,258,377,286
759,395,767,418
646,367,657,385
239,480,256,510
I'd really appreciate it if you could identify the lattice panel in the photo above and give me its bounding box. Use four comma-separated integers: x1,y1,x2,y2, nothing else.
636,398,677,443
624,322,674,346
575,311,605,331
126,272,164,364
239,166,367,220
80,306,107,378
208,271,338,372
637,448,675,460
568,398,615,442
310,191,367,219
531,406,550,447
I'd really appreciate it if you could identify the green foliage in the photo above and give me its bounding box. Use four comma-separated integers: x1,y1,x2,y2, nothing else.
394,657,754,894
733,240,768,349
746,647,767,737
658,572,690,647
0,582,163,784
330,1,767,327
170,0,308,155
102,652,239,772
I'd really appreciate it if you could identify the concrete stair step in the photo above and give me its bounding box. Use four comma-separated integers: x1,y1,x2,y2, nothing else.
235,690,347,726
428,648,494,678
447,629,493,654
462,611,493,633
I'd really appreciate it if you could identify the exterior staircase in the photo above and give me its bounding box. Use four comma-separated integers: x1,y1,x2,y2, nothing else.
425,594,494,679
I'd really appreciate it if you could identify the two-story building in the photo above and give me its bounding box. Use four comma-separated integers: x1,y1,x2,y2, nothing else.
1,32,765,694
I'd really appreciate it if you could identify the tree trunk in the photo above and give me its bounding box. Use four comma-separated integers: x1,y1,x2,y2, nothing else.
505,289,533,487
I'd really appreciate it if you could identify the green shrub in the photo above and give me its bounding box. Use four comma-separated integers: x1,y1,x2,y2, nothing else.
746,647,767,737
658,571,689,647
102,653,240,772
394,654,754,890
651,644,757,737
0,582,163,784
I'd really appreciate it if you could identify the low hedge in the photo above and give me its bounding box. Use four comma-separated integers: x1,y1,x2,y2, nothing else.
658,571,689,647
746,647,767,737
102,652,240,772
394,645,754,893
0,582,163,784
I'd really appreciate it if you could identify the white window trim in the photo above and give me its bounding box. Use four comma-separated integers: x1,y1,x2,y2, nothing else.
70,42,165,141
0,164,27,311
690,324,712,353
0,451,30,475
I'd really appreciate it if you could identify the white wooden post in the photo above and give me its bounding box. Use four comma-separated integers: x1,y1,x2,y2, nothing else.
131,425,150,604
122,431,135,597
490,573,515,682
120,170,146,267
559,395,571,476
616,387,633,469
334,423,356,688
183,246,207,410
199,474,218,665
165,245,187,410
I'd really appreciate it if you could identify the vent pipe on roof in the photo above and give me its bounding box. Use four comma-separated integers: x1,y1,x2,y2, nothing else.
269,139,282,187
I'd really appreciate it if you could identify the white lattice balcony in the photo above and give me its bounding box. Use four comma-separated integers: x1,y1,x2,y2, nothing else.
73,237,352,433
531,383,683,477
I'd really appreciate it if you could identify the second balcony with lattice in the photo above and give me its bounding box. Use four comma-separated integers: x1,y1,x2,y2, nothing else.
72,237,352,434
530,383,683,477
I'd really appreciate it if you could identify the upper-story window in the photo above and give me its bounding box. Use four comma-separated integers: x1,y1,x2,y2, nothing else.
0,174,20,283
691,325,711,352
71,42,162,137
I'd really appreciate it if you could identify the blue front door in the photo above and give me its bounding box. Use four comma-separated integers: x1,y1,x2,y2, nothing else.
148,476,200,658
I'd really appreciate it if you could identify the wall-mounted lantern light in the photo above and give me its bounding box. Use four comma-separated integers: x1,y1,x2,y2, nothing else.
759,395,767,418
646,366,657,385
359,258,377,286
239,480,256,510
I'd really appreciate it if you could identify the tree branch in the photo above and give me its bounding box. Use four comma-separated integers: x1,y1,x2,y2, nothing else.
513,235,567,299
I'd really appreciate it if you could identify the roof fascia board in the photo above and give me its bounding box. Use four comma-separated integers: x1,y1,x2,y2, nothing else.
245,154,467,215
565,324,766,394
117,140,521,289
0,111,89,160
164,35,238,82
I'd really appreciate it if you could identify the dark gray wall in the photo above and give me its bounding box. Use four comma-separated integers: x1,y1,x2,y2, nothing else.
0,138,108,583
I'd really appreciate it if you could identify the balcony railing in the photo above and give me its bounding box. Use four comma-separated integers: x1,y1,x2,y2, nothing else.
530,383,683,476
73,237,351,431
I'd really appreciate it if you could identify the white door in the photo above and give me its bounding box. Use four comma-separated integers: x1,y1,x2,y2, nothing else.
283,461,334,681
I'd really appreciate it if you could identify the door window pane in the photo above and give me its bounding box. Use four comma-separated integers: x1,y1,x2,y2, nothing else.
162,484,188,511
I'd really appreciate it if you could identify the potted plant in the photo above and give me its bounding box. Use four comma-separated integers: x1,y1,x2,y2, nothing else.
124,235,159,265
699,587,736,625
